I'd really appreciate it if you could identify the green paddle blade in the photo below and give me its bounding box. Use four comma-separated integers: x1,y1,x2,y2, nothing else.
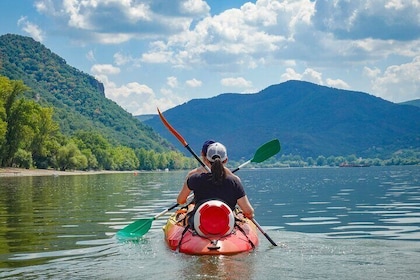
116,218,153,239
251,139,281,163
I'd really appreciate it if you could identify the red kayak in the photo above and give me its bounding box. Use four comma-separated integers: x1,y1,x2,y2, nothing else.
162,200,259,255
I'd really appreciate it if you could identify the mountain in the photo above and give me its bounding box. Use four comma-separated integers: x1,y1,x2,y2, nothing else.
144,80,420,160
136,114,156,122
0,34,170,152
400,99,420,108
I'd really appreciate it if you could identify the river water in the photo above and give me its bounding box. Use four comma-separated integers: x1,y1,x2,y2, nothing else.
0,166,419,279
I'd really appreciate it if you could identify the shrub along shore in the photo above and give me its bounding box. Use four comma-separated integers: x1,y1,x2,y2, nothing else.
0,168,140,178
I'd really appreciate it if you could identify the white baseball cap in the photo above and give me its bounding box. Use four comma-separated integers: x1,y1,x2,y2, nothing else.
206,142,228,162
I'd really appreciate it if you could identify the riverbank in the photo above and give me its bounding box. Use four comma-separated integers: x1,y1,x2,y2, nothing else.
0,168,137,177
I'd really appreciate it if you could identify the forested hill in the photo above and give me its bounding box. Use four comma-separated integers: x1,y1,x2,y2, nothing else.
144,81,420,161
0,34,169,152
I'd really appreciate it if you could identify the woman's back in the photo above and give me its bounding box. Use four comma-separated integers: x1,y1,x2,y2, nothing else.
187,172,245,210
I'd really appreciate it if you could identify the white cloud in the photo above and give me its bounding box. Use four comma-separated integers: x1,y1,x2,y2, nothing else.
142,51,172,64
141,41,174,63
301,68,323,85
90,33,134,45
313,0,420,40
34,0,209,44
186,78,202,88
363,66,381,78
281,68,323,86
220,77,252,88
167,76,179,88
90,64,120,75
326,78,350,89
113,52,131,66
17,16,45,42
162,0,302,70
94,74,171,115
281,68,302,81
281,68,350,90
180,0,210,15
113,52,142,67
370,56,420,102
86,50,95,62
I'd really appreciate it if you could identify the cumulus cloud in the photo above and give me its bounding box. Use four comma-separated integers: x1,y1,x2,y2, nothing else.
186,78,202,88
17,16,45,42
94,74,180,115
326,78,350,89
369,56,420,102
180,0,210,15
90,64,121,75
34,0,210,44
141,41,174,63
164,0,296,69
112,52,142,68
220,77,253,88
363,66,381,78
281,68,350,90
167,76,179,88
301,68,323,85
313,0,420,40
281,68,302,81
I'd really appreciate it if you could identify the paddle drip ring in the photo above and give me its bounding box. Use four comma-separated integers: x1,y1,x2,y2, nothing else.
193,200,235,238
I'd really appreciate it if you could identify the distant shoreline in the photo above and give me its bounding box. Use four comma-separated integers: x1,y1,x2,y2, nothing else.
0,168,139,178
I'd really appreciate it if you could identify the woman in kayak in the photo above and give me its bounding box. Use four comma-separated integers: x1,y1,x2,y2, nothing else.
177,142,254,219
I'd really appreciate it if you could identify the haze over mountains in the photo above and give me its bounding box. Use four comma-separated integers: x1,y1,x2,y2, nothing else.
1,34,419,162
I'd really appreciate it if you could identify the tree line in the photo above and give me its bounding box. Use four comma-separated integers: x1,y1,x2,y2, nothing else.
0,76,196,171
229,152,420,169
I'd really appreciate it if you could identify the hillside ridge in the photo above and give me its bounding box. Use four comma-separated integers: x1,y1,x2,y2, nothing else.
144,80,420,160
0,33,170,152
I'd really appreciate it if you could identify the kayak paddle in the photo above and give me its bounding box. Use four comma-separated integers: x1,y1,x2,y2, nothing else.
157,108,210,172
231,139,280,173
251,218,278,246
157,108,280,246
116,203,179,240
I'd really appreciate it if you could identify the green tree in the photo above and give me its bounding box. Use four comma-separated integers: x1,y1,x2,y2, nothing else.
0,78,31,166
73,130,112,169
56,142,88,171
0,77,10,149
306,156,315,166
112,146,139,171
316,155,326,166
29,107,60,168
157,153,169,170
0,76,62,168
13,148,33,169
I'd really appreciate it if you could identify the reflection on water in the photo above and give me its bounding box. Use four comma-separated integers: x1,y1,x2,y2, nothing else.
241,166,420,241
175,253,257,280
0,166,419,279
0,172,186,269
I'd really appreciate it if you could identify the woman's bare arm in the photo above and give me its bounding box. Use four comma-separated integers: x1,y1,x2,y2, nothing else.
237,195,254,219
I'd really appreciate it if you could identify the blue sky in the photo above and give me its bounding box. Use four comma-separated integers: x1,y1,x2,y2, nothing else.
0,0,419,115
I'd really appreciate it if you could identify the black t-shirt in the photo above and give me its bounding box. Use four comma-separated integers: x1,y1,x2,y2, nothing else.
187,173,246,210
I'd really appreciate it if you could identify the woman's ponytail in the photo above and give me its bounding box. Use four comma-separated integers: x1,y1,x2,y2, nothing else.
205,142,228,185
210,158,226,185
